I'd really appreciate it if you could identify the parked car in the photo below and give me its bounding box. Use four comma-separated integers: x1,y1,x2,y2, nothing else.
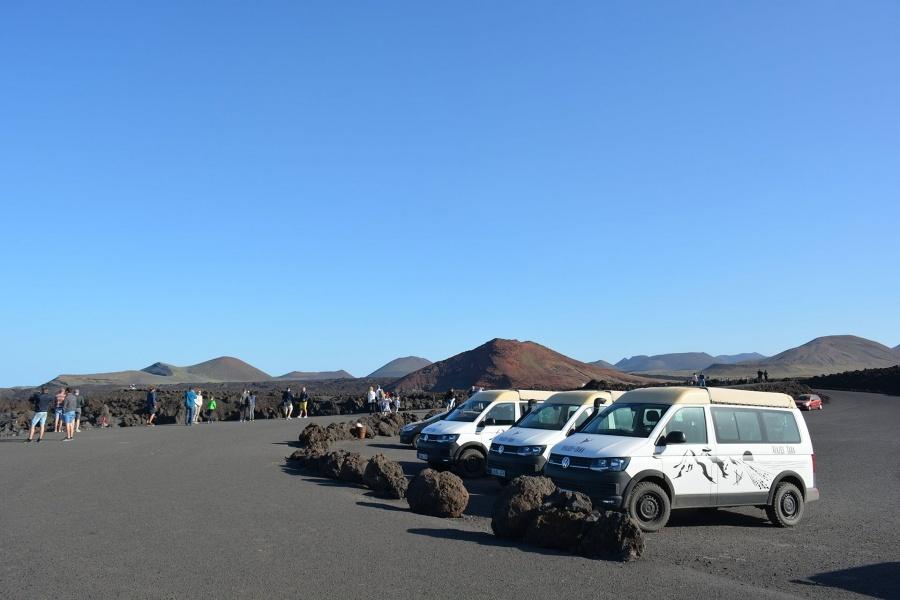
486,390,624,483
399,410,448,446
795,394,823,411
545,386,819,532
416,389,555,477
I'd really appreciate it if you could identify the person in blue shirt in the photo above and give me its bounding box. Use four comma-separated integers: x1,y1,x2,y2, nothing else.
184,388,197,426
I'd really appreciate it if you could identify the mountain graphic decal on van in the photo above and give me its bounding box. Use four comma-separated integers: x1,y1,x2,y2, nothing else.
672,451,774,490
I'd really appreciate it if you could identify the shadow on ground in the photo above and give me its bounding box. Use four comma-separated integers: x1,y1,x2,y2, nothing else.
793,562,900,599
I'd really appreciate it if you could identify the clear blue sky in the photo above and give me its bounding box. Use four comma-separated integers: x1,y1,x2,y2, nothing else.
2,2,898,386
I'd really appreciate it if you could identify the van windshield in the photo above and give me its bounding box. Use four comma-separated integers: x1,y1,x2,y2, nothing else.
516,403,581,431
446,398,492,422
579,403,670,438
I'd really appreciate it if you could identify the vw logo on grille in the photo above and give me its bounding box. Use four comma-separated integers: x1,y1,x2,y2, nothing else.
561,456,571,469
497,445,505,454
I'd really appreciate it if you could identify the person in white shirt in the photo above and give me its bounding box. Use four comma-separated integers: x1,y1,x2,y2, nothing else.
194,390,203,423
366,387,377,414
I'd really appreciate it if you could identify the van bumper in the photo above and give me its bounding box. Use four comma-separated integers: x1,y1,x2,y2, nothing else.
415,440,457,464
486,454,547,479
544,464,630,508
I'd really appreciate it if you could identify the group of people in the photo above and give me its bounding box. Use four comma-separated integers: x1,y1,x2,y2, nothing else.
26,386,96,443
366,386,401,414
180,387,221,425
280,387,310,419
690,373,708,387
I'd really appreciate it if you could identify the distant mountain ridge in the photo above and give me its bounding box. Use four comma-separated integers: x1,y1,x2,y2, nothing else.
276,370,355,381
705,335,900,379
614,352,766,373
367,356,432,379
51,356,272,387
391,338,650,392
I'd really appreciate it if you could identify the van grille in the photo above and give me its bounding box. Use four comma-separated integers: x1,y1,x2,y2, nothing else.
548,454,592,469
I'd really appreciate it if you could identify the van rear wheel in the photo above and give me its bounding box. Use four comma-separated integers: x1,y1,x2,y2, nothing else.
627,481,671,532
457,448,486,478
766,482,804,527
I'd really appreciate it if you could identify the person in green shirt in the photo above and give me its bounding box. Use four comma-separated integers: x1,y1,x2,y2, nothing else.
206,395,217,423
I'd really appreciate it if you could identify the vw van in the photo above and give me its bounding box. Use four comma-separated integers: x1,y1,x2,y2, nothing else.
486,390,624,483
545,387,819,531
416,389,555,477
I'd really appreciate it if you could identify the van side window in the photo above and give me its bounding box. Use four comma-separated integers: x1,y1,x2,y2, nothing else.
484,403,515,425
663,407,707,444
712,408,794,443
761,411,801,443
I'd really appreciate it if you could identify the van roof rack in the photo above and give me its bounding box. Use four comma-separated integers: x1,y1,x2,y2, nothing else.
617,386,795,409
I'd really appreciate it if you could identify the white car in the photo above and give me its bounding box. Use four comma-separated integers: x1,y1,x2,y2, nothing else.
545,386,819,531
486,390,624,483
416,389,555,477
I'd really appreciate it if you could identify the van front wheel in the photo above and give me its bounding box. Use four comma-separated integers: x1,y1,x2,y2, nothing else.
457,449,486,478
627,481,671,532
766,482,804,527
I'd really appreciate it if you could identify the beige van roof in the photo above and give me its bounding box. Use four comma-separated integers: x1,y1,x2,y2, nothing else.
475,389,556,403
545,390,625,406
616,386,795,409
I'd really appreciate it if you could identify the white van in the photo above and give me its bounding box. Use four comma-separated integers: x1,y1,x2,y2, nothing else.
486,390,624,483
416,389,555,477
545,387,819,531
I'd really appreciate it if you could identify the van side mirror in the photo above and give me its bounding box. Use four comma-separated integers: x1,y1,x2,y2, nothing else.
566,428,576,437
481,418,496,427
664,431,687,445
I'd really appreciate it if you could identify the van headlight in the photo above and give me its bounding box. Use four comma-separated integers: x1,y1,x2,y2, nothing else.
589,457,630,472
518,445,546,456
430,434,458,443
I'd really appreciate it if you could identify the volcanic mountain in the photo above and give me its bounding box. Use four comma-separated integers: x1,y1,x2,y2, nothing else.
589,359,616,369
615,352,766,374
367,356,432,379
275,370,355,381
50,356,272,386
390,338,649,392
704,335,900,379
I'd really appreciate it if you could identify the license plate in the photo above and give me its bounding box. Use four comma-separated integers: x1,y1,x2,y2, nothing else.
417,452,428,461
489,467,506,477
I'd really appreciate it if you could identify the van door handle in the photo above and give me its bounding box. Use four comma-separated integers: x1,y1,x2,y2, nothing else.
702,447,712,453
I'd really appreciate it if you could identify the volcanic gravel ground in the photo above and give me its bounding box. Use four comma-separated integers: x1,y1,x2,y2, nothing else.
1,390,897,599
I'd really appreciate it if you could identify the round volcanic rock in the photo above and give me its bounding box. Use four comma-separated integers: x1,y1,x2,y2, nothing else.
579,510,645,562
363,454,408,499
406,468,469,518
339,453,368,484
491,475,557,540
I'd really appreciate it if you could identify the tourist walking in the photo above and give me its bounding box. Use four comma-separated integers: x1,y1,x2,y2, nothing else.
392,392,400,413
366,386,376,414
281,388,294,419
375,386,385,413
146,387,158,426
297,387,309,419
691,373,699,386
698,373,707,387
25,388,54,443
63,388,78,441
184,388,197,426
763,370,769,382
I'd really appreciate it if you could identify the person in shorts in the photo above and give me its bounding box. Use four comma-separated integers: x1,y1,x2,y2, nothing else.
146,387,158,426
26,388,54,443
62,388,78,441
282,388,294,419
297,387,309,419
53,388,65,432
